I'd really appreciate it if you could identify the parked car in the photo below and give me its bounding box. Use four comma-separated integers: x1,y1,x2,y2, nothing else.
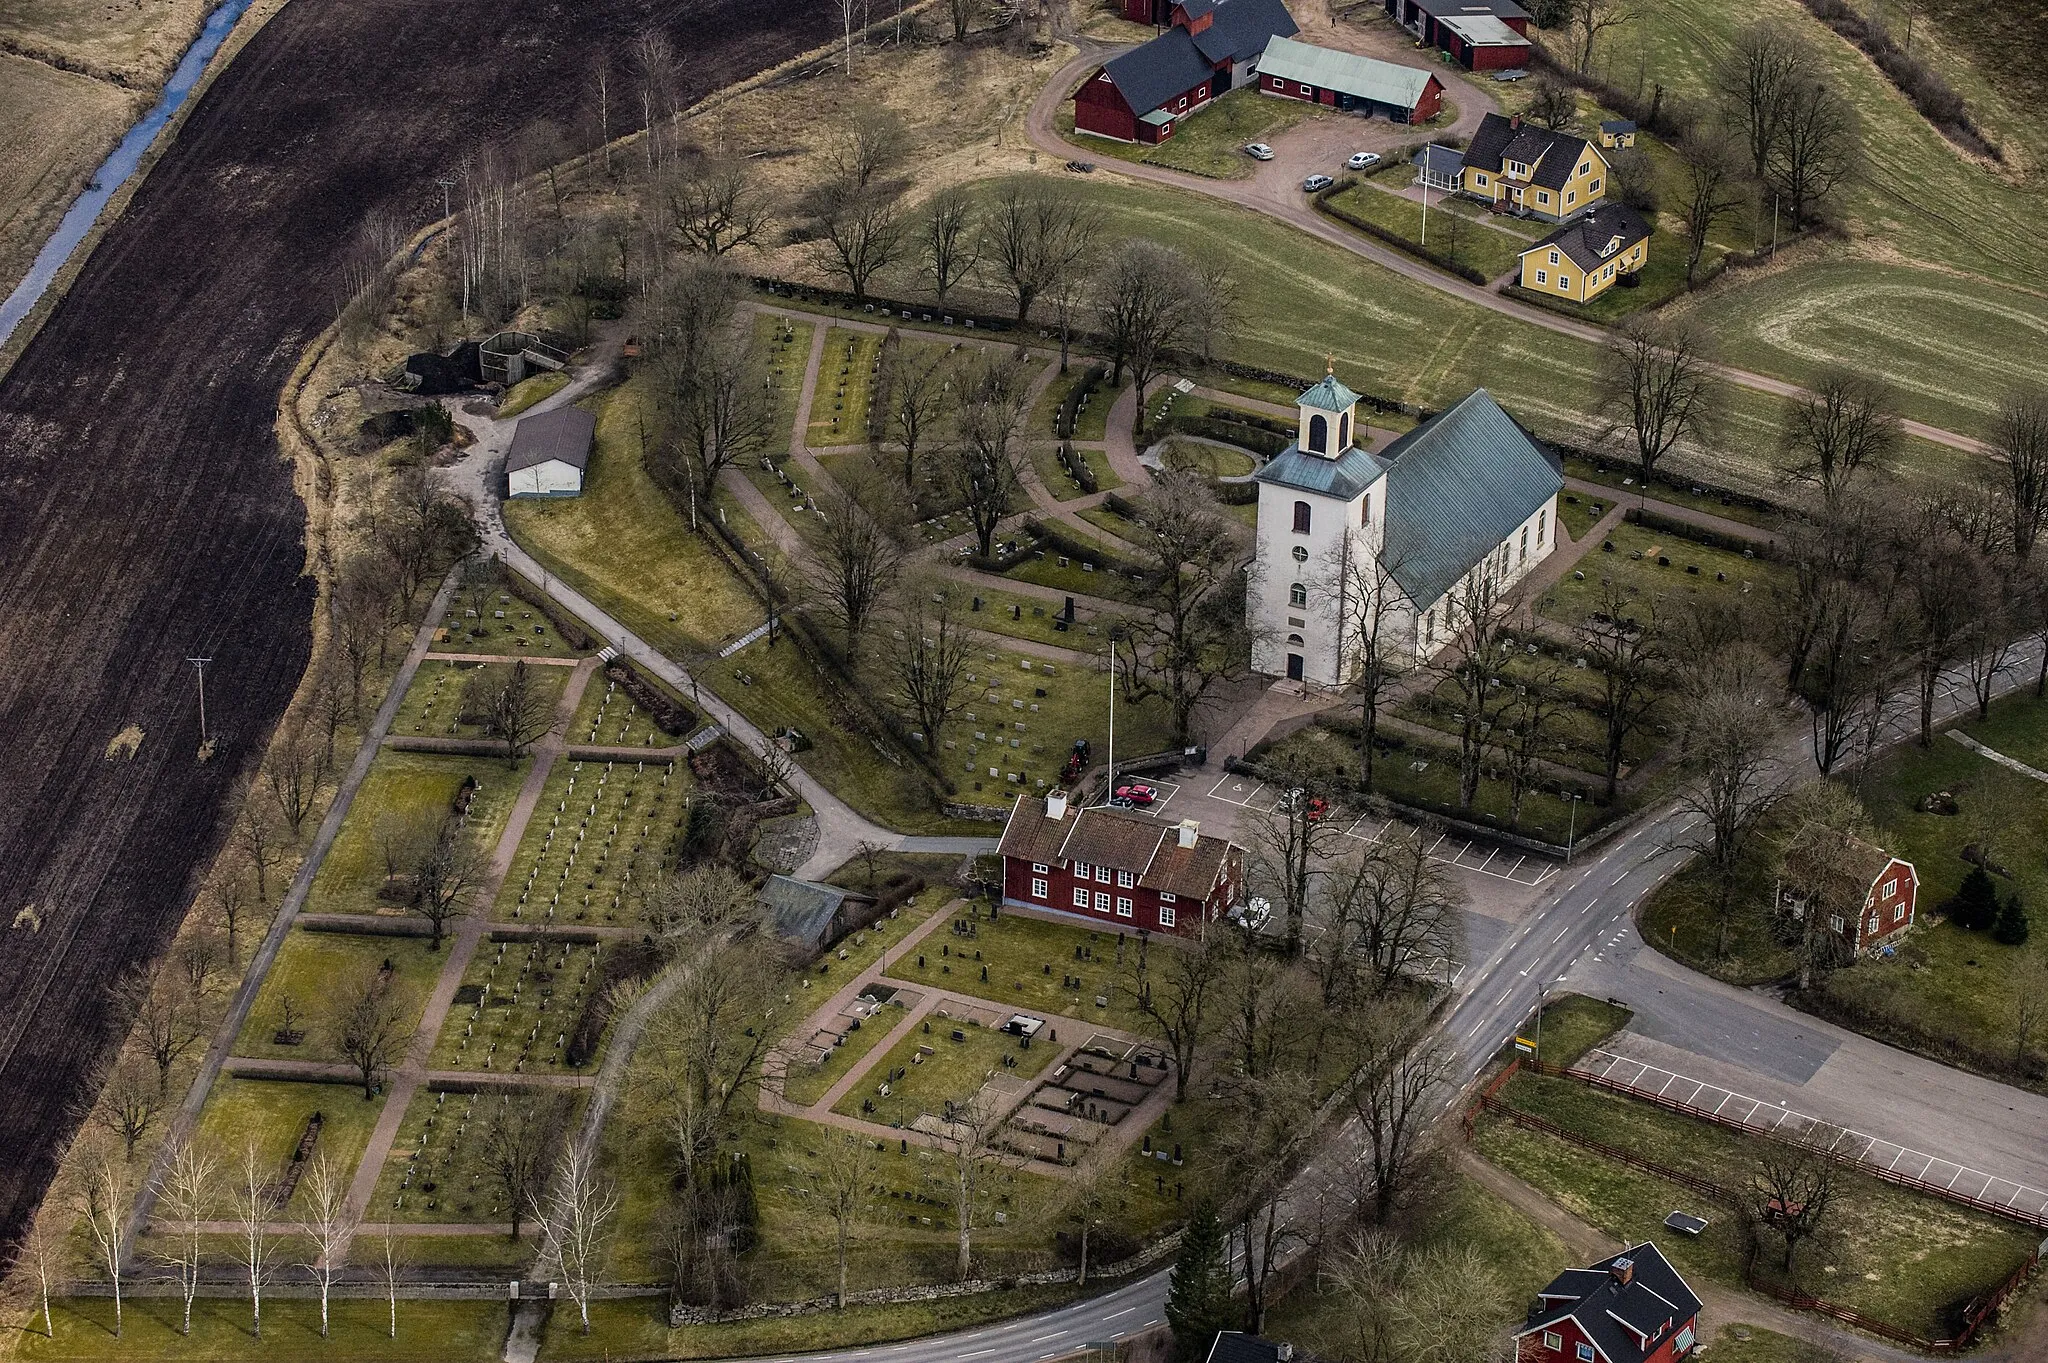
1302,174,1335,192
1112,782,1160,808
1346,151,1381,170
1280,787,1330,821
1492,68,1529,82
1244,142,1275,161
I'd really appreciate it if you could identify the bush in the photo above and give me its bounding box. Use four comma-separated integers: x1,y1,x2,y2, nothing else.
1058,441,1099,494
1993,894,2031,946
1795,0,1998,159
1945,865,2000,931
1056,363,1107,440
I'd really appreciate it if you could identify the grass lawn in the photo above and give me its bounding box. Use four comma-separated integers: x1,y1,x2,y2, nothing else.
193,1077,384,1205
1528,994,1633,1069
309,750,526,916
884,904,1150,1033
1027,441,1122,501
1001,547,1143,603
429,936,610,1072
1536,519,1785,630
1475,1069,2040,1339
800,883,955,995
1324,180,1530,281
808,326,884,447
392,657,570,743
370,1086,586,1225
939,579,1115,653
1076,503,1149,549
781,998,905,1108
1704,1323,1846,1363
496,370,569,417
1561,456,1784,532
1030,369,1119,443
567,665,695,749
503,375,765,662
1141,87,1317,179
235,929,446,1065
16,1298,506,1362
1640,866,1798,987
437,562,588,657
1557,488,1613,542
832,1014,1054,1127
493,755,686,923
1157,438,1256,479
544,1286,1089,1360
755,313,813,454
1398,659,1658,780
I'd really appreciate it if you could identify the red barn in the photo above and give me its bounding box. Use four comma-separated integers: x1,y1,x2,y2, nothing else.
1256,36,1443,122
1780,833,1919,954
1385,0,1532,70
1516,1244,1702,1363
1082,0,1298,142
996,792,1245,937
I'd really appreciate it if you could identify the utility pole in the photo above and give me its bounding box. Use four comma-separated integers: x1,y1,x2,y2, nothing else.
186,656,213,747
434,176,455,225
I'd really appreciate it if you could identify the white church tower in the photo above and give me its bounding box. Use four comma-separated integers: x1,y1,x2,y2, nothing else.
1248,364,1390,687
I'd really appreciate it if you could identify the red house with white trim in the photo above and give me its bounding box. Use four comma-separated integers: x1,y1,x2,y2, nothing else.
996,792,1245,937
1780,833,1919,954
1078,0,1298,144
1516,1244,1701,1363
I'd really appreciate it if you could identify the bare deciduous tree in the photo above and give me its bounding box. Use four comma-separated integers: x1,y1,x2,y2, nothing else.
1673,127,1745,289
483,1094,569,1240
1345,1005,1455,1224
92,1053,164,1157
231,1138,280,1339
872,336,952,489
1210,1071,1315,1333
1094,241,1219,415
1117,925,1224,1102
1327,540,1408,793
803,461,903,664
1123,473,1249,748
882,579,980,755
2010,951,2048,1067
1566,0,1636,73
533,1139,620,1334
1715,21,1806,181
486,659,555,762
1247,758,1345,957
1749,1123,1843,1270
978,180,1101,324
1674,662,1793,957
178,926,227,1004
379,1231,408,1339
806,177,910,304
334,964,416,1099
297,1152,362,1339
940,355,1032,559
128,964,203,1091
1782,369,1902,504
399,814,488,949
1598,316,1717,498
1992,387,2048,561
151,1136,216,1336
813,1130,879,1305
919,185,979,303
1575,584,1666,799
80,1143,132,1337
636,932,783,1186
667,152,772,257
833,104,911,188
1529,76,1577,129
267,719,329,835
1327,826,1463,998
237,801,283,902
942,1089,1019,1281
1431,568,1514,811
1769,77,1859,225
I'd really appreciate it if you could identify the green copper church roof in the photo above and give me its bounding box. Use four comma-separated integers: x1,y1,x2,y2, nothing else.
1297,373,1360,413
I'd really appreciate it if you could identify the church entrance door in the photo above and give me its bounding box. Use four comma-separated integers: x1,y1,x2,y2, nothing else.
1286,653,1304,681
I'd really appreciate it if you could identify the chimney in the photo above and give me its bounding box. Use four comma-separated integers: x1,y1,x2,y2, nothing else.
1509,112,1521,130
1177,819,1199,849
1610,1256,1635,1287
1277,1348,1295,1363
1046,791,1069,821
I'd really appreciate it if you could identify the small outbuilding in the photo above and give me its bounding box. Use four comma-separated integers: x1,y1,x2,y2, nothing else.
759,874,875,956
1600,118,1638,148
1414,142,1465,191
505,405,595,498
1385,0,1533,69
1256,35,1443,122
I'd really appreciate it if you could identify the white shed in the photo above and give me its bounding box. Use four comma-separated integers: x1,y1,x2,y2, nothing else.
505,406,595,498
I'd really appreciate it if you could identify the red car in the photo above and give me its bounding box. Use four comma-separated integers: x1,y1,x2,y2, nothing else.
1281,788,1329,821
1111,782,1159,808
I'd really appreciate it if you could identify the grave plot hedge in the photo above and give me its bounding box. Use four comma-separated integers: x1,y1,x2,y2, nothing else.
1058,441,1099,494
1623,507,1776,560
1057,364,1108,440
564,940,663,1066
604,658,696,736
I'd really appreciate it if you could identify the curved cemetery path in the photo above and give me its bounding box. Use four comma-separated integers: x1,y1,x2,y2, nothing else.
0,0,839,1246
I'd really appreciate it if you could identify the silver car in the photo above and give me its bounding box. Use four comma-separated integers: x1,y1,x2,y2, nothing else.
1244,142,1275,161
1346,151,1381,170
1302,174,1335,192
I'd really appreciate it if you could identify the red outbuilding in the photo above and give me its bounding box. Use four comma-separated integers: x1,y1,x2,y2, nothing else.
1384,0,1532,69
1516,1244,1701,1363
1079,0,1298,143
996,792,1245,937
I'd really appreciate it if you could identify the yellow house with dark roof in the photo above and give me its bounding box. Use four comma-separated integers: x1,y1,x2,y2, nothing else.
1516,202,1652,303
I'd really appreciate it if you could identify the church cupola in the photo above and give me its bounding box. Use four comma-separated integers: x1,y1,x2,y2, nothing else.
1296,359,1361,460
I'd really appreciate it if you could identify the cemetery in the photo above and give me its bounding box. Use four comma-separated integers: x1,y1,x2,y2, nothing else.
806,327,883,447
309,750,524,915
1534,519,1787,630
568,663,697,749
1002,1044,1173,1167
429,935,615,1073
436,569,588,657
757,313,813,451
371,1086,582,1226
884,904,1150,1033
492,757,688,925
829,1004,1056,1130
233,928,441,1065
392,655,574,742
190,1076,385,1210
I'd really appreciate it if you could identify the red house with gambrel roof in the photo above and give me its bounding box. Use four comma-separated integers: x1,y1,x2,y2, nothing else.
1516,1243,1701,1363
1780,833,1918,955
997,792,1245,937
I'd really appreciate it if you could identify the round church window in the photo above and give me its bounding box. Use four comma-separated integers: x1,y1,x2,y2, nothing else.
1292,546,1309,563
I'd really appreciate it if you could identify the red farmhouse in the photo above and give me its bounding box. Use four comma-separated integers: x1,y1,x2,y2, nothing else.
1781,833,1918,954
1517,1244,1701,1363
1384,0,1532,70
1078,0,1298,144
997,792,1245,937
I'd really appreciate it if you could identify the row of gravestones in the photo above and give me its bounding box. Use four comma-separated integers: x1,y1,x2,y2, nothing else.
515,760,678,924
453,938,601,1071
393,1090,521,1217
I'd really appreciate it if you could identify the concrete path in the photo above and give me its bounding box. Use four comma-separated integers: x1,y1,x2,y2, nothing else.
1946,729,2048,783
1023,49,1988,458
125,567,467,1251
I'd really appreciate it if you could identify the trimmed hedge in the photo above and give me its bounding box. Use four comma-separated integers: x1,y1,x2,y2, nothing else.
1056,363,1107,440
604,657,696,736
1023,517,1155,586
1623,505,1776,559
1315,191,1491,287
502,568,596,651
1057,441,1099,494
1175,413,1289,458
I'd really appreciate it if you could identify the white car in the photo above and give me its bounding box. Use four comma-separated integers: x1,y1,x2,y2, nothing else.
1244,142,1275,161
1346,151,1381,170
1302,174,1335,193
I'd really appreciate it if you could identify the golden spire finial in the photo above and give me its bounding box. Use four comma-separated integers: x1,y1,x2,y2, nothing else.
1325,354,1335,377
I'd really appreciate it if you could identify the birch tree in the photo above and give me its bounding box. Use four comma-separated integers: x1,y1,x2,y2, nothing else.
152,1136,217,1336
81,1144,132,1337
297,1153,363,1339
231,1139,280,1340
534,1140,620,1335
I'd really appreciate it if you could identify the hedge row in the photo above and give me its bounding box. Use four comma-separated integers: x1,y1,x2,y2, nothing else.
502,568,596,651
603,657,696,736
1023,517,1155,586
1055,363,1107,440
1802,0,1999,161
1622,506,1776,559
1314,192,1491,287
1057,441,1099,494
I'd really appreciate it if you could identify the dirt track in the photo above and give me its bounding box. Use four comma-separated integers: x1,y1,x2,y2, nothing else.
0,0,835,1249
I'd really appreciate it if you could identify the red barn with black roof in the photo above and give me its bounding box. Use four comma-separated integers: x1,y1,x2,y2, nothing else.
1516,1243,1702,1363
1079,0,1297,142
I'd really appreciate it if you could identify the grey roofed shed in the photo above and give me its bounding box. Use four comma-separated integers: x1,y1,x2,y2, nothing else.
1256,36,1435,110
1414,142,1465,183
1378,388,1563,609
758,875,872,954
504,405,596,475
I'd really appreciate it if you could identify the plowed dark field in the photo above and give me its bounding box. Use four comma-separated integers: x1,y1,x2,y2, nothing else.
0,0,834,1248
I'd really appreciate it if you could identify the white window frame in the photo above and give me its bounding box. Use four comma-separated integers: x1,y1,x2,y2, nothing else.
1558,275,1571,291
1590,177,1602,193
1159,903,1177,927
1073,887,1090,909
1095,865,1112,884
1829,913,1846,932
1547,250,1559,266
1538,508,1547,545
1031,877,1048,899
1867,915,1880,935
1116,869,1135,888
1094,891,1112,913
1073,860,1091,879
1534,269,1548,285
1159,891,1176,903
1576,1344,1596,1363
1289,582,1307,608
1542,1333,1563,1352
1519,526,1529,563
1116,896,1134,918
1566,190,1577,205
1031,862,1049,874
1537,191,1550,205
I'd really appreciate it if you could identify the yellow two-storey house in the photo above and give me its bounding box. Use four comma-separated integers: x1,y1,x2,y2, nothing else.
1457,111,1609,222
1516,202,1652,303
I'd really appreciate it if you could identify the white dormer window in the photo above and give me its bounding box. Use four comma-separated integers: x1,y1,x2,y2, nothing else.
1117,869,1135,887
1032,862,1049,874
1073,860,1091,878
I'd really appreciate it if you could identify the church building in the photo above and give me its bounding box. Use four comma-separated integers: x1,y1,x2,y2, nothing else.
1248,372,1562,686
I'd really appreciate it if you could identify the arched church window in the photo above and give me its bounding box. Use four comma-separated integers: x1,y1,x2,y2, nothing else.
1292,501,1311,534
1308,413,1327,454
1289,582,1307,608
1338,412,1350,449
1287,633,1305,646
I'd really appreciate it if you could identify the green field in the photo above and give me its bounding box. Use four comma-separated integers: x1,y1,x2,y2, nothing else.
1324,180,1531,282
309,751,525,916
808,326,883,446
17,1299,506,1362
192,1077,385,1208
496,370,569,417
493,755,684,923
235,929,445,1065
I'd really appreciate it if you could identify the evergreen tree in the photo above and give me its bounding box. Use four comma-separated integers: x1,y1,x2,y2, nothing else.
730,1152,760,1253
1948,866,2000,931
1164,1201,1236,1362
1994,893,2032,946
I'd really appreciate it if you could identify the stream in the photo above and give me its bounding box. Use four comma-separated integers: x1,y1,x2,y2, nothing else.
0,0,256,347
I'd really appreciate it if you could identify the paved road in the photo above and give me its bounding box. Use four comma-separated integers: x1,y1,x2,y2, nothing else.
1023,50,1988,457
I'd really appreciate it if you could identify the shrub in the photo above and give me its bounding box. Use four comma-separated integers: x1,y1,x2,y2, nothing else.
1993,894,2031,946
1945,865,2000,931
